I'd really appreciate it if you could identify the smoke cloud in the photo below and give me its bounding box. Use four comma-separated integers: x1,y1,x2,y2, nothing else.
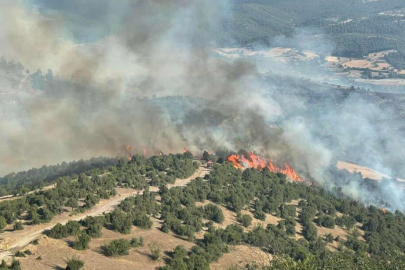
1,0,405,211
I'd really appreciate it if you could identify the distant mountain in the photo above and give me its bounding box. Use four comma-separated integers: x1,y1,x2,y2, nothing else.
224,0,405,61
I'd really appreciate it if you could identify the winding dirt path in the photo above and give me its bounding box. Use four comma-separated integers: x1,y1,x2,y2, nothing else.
0,165,210,261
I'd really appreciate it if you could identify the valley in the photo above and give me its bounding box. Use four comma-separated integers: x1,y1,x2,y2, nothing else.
1,1,405,269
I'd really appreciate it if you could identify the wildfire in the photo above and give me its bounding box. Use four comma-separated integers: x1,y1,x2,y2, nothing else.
381,208,387,214
125,145,132,161
227,152,303,182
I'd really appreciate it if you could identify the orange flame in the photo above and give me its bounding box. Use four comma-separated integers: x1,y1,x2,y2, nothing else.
125,145,132,161
183,147,193,155
228,155,244,169
279,164,302,182
227,152,303,182
381,208,387,214
143,149,147,156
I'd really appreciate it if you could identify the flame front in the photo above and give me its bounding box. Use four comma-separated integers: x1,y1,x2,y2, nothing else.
183,147,193,155
227,152,303,182
126,145,132,161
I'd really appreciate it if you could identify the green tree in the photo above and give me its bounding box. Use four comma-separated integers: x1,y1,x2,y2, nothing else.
102,239,131,257
316,215,335,229
86,223,103,238
0,217,7,232
73,233,91,250
65,255,84,270
66,198,79,211
286,224,296,236
352,228,361,239
204,204,224,223
10,260,21,270
239,214,252,227
13,221,24,231
303,223,318,242
0,260,8,270
325,233,334,243
49,223,68,239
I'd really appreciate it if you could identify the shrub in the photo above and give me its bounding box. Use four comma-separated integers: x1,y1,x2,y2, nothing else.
281,205,296,218
49,223,68,239
325,233,334,243
149,241,161,261
65,220,81,236
102,239,131,257
286,224,296,236
14,222,24,231
130,237,144,247
352,228,361,239
316,215,335,229
254,210,266,221
14,251,25,257
303,223,318,242
239,214,252,227
73,233,91,250
132,212,153,229
0,217,7,233
65,255,84,270
86,223,103,238
203,204,224,224
49,221,82,239
10,260,21,270
0,260,7,270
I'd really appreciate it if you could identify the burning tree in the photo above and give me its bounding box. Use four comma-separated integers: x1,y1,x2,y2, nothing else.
227,151,302,182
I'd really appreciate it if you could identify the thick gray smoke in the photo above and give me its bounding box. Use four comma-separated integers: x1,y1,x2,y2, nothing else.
1,0,405,211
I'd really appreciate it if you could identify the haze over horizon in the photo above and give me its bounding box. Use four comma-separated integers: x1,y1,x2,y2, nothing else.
1,0,405,211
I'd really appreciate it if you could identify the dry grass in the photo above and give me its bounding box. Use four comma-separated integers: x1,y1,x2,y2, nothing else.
0,187,137,258
337,161,390,181
13,196,364,269
211,245,271,270
0,165,211,261
195,200,282,231
3,164,370,269
18,220,194,270
343,59,375,69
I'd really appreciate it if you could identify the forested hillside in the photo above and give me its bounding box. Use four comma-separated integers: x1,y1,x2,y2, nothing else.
224,0,405,64
3,154,405,269
0,153,198,229
0,157,117,197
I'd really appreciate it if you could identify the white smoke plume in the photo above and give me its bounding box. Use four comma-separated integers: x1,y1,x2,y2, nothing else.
1,0,405,211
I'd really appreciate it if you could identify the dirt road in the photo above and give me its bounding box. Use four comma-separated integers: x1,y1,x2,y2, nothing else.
0,165,210,261
0,183,57,203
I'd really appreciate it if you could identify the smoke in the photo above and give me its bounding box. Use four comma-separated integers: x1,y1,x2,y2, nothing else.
1,0,405,211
